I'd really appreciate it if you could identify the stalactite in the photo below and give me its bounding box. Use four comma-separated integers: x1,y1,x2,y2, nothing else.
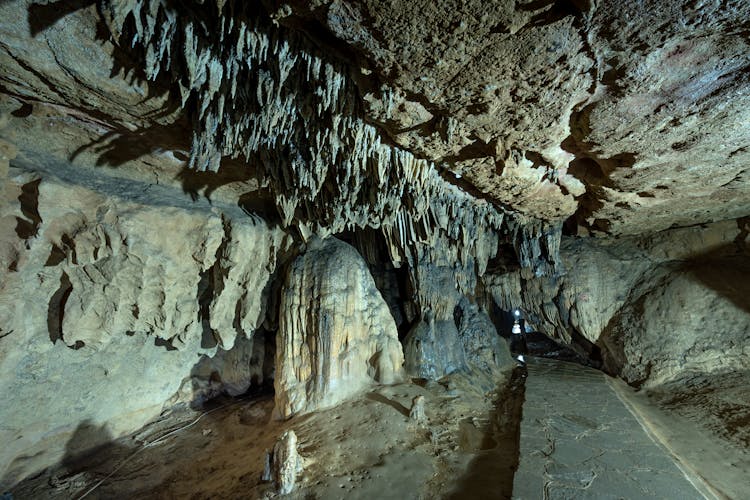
100,0,561,283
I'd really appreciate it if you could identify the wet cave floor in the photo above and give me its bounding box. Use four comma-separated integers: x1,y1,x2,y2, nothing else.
9,359,749,499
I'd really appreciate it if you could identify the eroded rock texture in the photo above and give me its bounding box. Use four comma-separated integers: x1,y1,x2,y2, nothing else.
404,295,513,380
487,220,750,388
0,160,286,484
274,237,404,419
289,0,750,235
271,430,303,494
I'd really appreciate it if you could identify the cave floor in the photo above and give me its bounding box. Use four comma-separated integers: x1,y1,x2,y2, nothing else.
514,357,703,499
616,369,750,500
9,359,748,499
8,369,521,499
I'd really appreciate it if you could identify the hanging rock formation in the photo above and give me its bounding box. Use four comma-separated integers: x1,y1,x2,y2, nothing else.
95,0,563,288
0,0,749,491
274,237,404,419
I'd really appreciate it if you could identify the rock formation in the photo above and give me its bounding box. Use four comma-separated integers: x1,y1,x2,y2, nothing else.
409,395,427,426
0,0,748,492
403,269,513,380
0,161,286,483
487,220,750,388
271,430,303,495
274,237,404,419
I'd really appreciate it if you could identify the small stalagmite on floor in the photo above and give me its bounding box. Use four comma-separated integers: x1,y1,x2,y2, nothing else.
409,395,427,426
263,430,303,495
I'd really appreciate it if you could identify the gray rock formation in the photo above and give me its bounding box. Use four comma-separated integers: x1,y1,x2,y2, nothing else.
0,0,749,492
486,220,750,388
404,312,467,380
274,237,404,419
455,297,513,376
404,297,513,380
409,395,427,426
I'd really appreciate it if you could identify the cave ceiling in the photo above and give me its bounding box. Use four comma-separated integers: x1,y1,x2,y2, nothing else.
1,0,749,238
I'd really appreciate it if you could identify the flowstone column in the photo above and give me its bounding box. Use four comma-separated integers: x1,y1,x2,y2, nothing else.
274,237,404,419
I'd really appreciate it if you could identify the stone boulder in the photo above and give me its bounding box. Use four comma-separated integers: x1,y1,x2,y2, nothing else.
274,237,404,419
599,256,750,388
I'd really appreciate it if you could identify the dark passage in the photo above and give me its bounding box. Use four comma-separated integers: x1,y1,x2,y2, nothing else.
447,365,527,499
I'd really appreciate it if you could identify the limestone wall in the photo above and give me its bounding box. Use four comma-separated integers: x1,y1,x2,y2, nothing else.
0,159,286,485
486,220,750,387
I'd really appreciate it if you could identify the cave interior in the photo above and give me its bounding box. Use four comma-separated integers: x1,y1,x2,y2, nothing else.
0,0,749,498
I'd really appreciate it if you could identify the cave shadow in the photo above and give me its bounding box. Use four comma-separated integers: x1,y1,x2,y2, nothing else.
3,420,133,497
46,271,72,345
489,306,514,338
27,0,162,92
445,366,526,500
187,329,276,411
525,330,601,368
68,120,191,168
13,178,42,240
681,244,750,315
27,0,96,37
68,119,273,208
365,392,409,417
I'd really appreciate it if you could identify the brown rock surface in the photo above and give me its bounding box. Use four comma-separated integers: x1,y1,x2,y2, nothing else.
0,0,749,494
287,0,750,233
486,219,750,387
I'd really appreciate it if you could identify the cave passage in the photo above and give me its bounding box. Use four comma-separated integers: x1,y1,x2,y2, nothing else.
6,352,721,500
1,0,749,498
515,357,704,499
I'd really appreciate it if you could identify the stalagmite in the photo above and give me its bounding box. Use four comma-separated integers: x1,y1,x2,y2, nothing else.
274,237,404,418
271,430,303,495
3,0,749,496
409,395,427,426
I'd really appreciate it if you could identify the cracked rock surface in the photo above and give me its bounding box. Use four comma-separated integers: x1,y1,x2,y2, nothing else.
287,0,750,234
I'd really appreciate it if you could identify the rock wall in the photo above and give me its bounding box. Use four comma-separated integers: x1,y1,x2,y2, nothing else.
0,1,552,480
486,220,750,387
2,0,747,491
598,254,750,387
403,264,513,381
0,156,287,485
274,237,404,419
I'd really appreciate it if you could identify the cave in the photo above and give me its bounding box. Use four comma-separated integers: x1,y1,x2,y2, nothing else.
0,1,748,498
